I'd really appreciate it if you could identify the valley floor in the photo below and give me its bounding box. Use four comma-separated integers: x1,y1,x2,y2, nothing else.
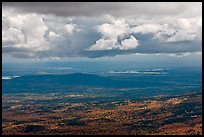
2,91,202,135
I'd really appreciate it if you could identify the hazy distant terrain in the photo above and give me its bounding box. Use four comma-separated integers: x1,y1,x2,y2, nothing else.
3,66,202,96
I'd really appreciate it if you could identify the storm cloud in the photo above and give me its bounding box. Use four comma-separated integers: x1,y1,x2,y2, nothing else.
3,2,202,18
2,2,202,59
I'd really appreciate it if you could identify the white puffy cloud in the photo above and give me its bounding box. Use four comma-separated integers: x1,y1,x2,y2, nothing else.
120,35,139,50
88,19,137,51
97,19,129,38
2,11,48,51
131,17,202,42
88,38,117,50
132,24,163,34
46,31,59,40
42,16,79,42
2,8,80,55
64,23,79,34
2,3,202,59
166,31,197,42
88,15,202,51
88,35,139,51
2,27,25,45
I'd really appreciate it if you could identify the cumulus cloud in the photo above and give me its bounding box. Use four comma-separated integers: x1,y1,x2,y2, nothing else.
2,13,49,53
88,35,139,51
132,17,202,42
87,19,139,51
132,23,163,34
2,2,202,59
2,9,81,58
120,35,139,50
88,39,117,51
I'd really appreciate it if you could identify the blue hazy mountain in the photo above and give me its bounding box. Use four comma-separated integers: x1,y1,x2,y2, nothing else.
2,67,202,95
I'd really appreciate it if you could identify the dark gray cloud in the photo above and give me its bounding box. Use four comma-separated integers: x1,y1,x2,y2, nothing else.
3,2,201,18
4,34,201,59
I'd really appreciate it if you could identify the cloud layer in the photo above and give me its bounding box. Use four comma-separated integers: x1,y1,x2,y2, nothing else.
3,2,202,18
2,2,202,59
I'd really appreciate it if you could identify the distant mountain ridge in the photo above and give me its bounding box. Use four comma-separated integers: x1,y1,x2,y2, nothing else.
2,71,202,94
2,73,158,93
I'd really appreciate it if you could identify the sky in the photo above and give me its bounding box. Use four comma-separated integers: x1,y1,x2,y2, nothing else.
2,2,202,64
